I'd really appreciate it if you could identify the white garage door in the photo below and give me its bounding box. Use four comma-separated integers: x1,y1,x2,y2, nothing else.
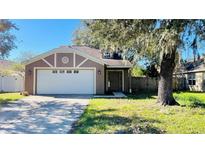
36,69,95,94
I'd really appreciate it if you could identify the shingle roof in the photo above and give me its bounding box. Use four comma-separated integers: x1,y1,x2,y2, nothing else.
183,58,205,71
70,45,132,68
71,46,103,59
25,45,132,68
103,59,132,67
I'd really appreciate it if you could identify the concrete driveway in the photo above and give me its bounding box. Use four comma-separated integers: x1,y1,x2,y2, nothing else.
0,95,91,134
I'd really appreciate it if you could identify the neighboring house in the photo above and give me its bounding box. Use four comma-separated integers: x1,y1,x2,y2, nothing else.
24,46,132,95
0,60,24,92
175,58,205,91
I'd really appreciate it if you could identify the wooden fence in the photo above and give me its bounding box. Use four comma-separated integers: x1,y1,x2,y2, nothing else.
131,76,186,92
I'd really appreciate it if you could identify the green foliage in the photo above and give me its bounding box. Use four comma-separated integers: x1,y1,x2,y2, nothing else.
73,92,205,134
73,26,101,49
0,93,25,104
0,68,13,76
0,20,18,58
74,20,205,64
11,63,25,73
173,92,205,107
0,62,24,76
145,64,159,77
131,66,145,77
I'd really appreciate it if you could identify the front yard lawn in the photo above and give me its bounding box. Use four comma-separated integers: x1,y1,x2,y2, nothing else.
73,92,205,134
0,93,25,104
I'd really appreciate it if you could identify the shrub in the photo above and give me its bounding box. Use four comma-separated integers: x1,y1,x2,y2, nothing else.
20,91,29,96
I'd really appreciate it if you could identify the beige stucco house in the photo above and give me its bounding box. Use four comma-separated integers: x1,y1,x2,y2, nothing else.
24,46,132,95
176,58,205,91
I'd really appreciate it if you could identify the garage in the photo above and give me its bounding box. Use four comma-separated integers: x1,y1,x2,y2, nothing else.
36,69,95,94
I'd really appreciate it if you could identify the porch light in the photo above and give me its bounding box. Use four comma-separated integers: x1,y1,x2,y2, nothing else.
28,69,32,75
98,70,101,75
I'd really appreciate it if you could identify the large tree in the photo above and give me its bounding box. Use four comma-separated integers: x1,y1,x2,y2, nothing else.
73,19,205,106
0,19,17,58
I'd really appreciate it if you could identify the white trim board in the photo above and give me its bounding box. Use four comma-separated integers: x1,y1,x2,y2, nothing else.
106,66,132,68
54,53,57,67
41,58,53,67
76,58,88,67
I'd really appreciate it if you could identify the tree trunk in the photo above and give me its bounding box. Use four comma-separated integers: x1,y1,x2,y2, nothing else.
157,50,179,106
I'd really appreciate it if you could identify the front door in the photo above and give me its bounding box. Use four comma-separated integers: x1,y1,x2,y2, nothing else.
108,71,122,92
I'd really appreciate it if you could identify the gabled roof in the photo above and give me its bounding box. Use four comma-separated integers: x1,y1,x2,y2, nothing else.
71,46,102,59
24,46,105,65
25,45,132,68
103,59,132,68
184,58,205,71
176,58,205,74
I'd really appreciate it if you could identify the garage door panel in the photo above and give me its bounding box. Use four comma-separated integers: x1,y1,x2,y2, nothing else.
36,69,95,94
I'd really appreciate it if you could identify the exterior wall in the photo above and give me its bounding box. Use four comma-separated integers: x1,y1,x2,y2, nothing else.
184,72,204,92
76,54,86,66
25,53,105,95
81,59,105,94
44,54,54,66
56,53,73,67
105,68,130,93
25,59,49,94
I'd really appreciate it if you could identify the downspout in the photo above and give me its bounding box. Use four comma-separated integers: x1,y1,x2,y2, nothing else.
0,75,2,92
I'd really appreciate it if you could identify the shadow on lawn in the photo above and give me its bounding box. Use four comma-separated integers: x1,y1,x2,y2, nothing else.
0,98,15,104
126,91,157,100
187,97,205,108
71,108,164,134
178,96,205,108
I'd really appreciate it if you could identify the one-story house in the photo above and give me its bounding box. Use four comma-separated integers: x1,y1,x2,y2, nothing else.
175,57,205,91
24,46,132,95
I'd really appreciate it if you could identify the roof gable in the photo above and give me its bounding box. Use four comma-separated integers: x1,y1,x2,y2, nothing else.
24,45,132,68
24,46,105,65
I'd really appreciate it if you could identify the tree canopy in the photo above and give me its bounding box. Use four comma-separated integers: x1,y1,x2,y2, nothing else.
0,19,18,59
73,19,205,105
74,20,205,64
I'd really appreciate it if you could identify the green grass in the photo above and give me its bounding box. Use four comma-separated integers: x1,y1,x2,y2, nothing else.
0,93,25,104
73,92,205,134
174,92,205,107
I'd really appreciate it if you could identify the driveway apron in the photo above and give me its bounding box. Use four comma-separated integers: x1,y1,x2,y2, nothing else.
0,95,90,134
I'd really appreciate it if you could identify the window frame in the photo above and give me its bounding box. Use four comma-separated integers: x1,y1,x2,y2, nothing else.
188,73,196,86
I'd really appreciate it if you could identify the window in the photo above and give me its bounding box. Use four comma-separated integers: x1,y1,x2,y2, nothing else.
188,73,196,85
67,70,72,73
203,73,205,85
52,70,58,73
74,70,79,73
59,70,65,73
